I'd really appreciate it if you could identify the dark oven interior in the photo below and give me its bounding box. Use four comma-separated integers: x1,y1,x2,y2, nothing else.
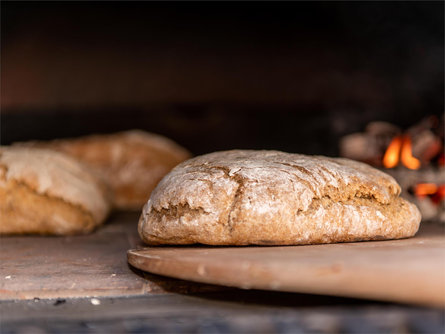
2,2,444,157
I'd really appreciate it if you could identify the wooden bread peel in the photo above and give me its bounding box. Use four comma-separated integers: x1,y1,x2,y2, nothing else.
128,223,445,307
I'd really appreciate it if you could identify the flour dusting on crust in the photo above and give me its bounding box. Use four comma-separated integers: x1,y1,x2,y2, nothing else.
139,150,421,245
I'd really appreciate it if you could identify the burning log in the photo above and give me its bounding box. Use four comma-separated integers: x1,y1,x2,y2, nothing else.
340,116,443,169
339,121,401,166
384,168,445,222
339,116,445,223
411,130,442,165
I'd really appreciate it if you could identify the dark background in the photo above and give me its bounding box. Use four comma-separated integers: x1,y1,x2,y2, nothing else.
1,1,444,156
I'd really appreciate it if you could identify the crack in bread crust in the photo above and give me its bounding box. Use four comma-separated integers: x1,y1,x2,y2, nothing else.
0,179,96,235
206,165,245,231
226,173,246,233
150,202,209,220
0,161,95,221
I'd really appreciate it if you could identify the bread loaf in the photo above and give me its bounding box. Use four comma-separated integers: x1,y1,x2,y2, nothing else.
16,130,191,210
139,150,421,245
0,147,111,235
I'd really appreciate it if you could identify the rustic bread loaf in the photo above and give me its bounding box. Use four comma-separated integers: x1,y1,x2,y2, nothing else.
0,147,111,235
138,150,421,245
16,130,191,210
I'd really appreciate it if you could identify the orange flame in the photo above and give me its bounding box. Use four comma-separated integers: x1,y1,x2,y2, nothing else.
382,135,421,170
415,183,438,197
382,136,403,168
401,136,421,170
383,136,402,168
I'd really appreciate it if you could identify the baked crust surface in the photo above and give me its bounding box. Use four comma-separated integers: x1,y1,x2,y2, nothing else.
0,147,111,235
16,130,191,210
139,150,421,245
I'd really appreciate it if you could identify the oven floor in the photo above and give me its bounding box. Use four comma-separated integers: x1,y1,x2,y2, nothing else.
1,293,444,333
1,213,444,333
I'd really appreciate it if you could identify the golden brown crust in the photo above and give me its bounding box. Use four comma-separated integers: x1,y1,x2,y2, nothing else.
138,150,421,245
15,130,192,210
0,147,111,235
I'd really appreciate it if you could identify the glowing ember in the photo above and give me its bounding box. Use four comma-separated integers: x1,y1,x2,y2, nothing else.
432,185,445,204
439,153,445,166
382,136,402,168
414,183,445,205
382,135,421,169
415,183,438,197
